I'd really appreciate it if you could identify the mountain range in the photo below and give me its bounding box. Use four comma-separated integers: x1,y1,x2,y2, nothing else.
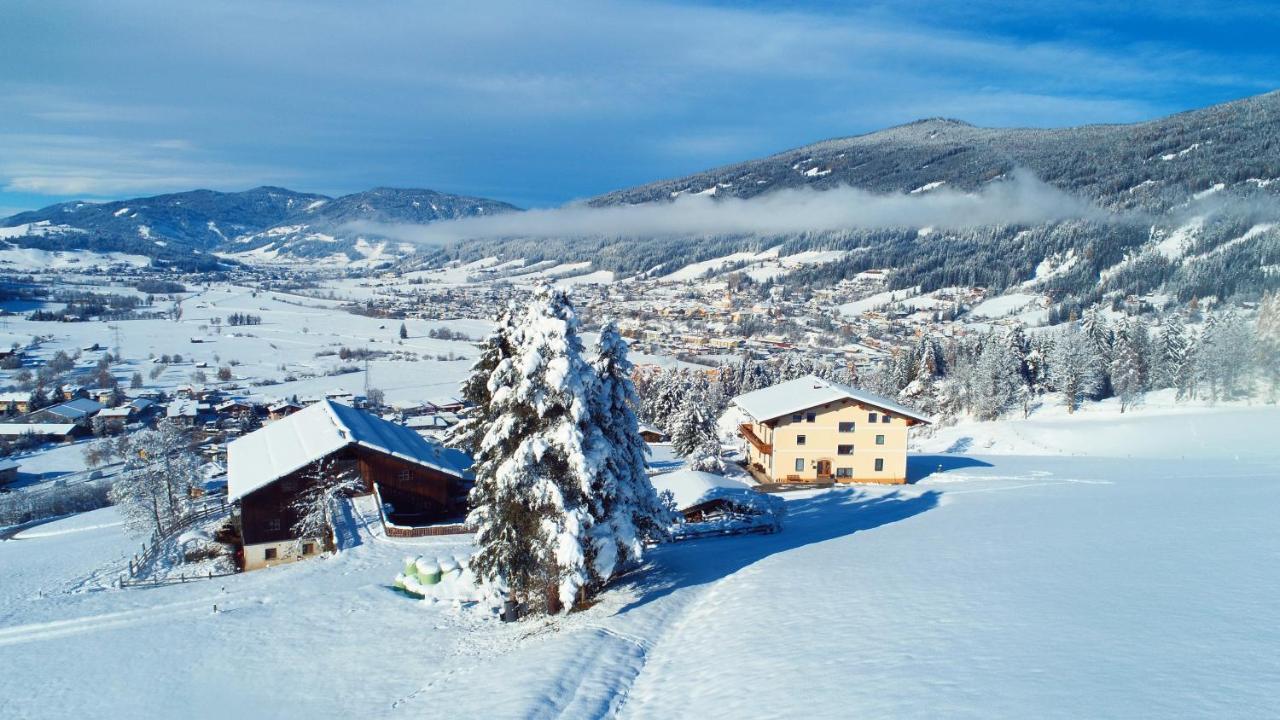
2,90,1278,305
0,186,518,269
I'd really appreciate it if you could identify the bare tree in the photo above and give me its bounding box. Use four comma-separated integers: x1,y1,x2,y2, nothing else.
289,460,364,552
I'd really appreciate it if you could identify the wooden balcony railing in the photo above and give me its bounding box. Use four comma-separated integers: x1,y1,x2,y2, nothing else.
739,424,772,455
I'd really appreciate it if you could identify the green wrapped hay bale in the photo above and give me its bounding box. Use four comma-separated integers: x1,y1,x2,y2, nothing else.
414,557,442,585
438,557,459,575
403,556,419,575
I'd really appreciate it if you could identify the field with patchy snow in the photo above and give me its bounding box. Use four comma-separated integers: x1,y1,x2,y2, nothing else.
2,403,1278,718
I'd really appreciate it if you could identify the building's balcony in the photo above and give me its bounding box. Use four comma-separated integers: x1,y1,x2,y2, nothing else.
739,424,772,455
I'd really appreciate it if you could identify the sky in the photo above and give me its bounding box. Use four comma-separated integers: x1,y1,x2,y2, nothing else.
0,0,1276,215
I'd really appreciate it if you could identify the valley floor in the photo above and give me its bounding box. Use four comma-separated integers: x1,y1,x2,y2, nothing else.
2,406,1278,718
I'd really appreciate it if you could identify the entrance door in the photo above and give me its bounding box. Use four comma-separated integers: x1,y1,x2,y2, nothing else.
816,459,832,480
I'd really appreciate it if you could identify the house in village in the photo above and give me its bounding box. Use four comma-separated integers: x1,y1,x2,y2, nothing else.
0,391,33,415
28,398,104,428
734,375,930,484
267,401,303,421
227,400,473,571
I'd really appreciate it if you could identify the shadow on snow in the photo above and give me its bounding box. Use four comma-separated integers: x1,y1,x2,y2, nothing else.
617,455,996,614
907,454,994,483
618,487,939,614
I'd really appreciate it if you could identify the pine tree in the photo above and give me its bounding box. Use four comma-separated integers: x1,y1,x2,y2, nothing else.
447,305,517,455
1111,319,1148,413
1153,315,1189,391
1197,309,1254,401
398,322,408,340
1050,321,1102,413
1257,291,1280,401
463,287,599,616
586,322,673,582
670,385,717,459
1082,307,1114,398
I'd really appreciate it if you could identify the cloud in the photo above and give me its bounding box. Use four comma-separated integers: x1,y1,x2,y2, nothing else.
1,0,1275,205
349,171,1102,245
0,133,293,197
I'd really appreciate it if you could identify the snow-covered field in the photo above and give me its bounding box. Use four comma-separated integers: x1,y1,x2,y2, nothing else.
3,403,1278,718
3,283,488,407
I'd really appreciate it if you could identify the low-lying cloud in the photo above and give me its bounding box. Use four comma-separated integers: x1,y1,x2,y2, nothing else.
349,172,1102,245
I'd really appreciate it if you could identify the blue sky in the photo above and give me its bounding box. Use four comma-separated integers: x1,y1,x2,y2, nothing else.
0,0,1275,214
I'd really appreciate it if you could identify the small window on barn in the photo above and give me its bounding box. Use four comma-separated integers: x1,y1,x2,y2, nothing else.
836,467,853,478
302,542,316,555
805,412,816,423
839,422,855,432
796,434,806,445
794,458,805,472
266,518,281,532
874,458,884,472
875,434,885,445
282,479,296,492
264,548,277,560
397,470,412,483
838,444,854,455
868,412,878,423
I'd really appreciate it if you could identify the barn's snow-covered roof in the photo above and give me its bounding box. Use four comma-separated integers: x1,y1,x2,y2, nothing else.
228,400,472,501
650,469,752,511
732,374,931,424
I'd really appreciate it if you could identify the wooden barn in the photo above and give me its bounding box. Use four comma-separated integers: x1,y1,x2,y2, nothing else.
228,400,473,570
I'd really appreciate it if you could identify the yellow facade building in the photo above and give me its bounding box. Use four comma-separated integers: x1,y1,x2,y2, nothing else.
734,375,930,484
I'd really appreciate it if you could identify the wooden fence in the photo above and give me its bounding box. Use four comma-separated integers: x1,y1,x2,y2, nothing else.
123,497,230,583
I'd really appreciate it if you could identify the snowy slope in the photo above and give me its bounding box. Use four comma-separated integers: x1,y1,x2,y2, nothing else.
3,406,1278,718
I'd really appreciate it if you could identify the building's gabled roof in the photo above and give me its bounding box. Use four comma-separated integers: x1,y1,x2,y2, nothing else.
0,423,78,436
228,400,473,501
42,398,105,420
732,374,932,424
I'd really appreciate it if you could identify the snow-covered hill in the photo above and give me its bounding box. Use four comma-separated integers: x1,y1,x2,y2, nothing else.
3,404,1277,718
0,186,519,267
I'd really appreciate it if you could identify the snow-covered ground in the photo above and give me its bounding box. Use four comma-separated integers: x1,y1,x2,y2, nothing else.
3,402,1278,718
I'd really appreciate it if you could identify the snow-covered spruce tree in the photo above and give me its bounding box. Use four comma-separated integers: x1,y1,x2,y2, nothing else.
1110,319,1149,413
447,305,517,456
108,420,201,537
1257,291,1280,401
1049,321,1101,414
586,321,673,583
1197,309,1255,401
1082,307,1114,399
669,385,718,459
1152,314,1189,391
643,369,688,434
464,287,599,616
